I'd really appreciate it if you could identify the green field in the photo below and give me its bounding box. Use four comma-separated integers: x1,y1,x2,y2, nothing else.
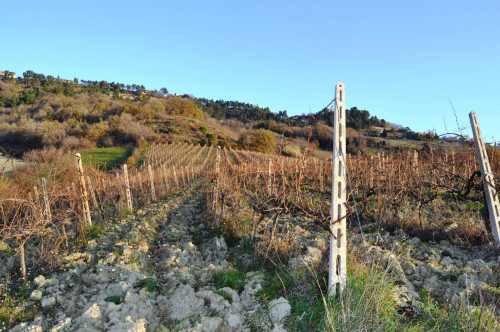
79,147,133,171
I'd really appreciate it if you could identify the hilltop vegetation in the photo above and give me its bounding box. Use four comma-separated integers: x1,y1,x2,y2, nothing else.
0,69,442,161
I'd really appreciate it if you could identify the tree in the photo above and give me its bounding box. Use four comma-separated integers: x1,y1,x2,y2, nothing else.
64,84,76,97
161,87,169,96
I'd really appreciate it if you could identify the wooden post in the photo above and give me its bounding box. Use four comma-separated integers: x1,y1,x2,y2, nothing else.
329,82,347,297
148,164,156,201
173,166,179,187
268,159,273,195
213,146,221,213
162,164,169,192
33,186,42,215
319,161,324,192
41,178,52,222
75,153,92,226
19,239,26,280
86,176,99,209
123,164,133,210
469,111,500,244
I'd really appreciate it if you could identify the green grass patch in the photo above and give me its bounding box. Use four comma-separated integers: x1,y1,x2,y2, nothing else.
85,223,107,238
79,147,133,171
214,290,233,304
213,269,247,293
136,147,148,168
257,271,294,302
135,279,160,292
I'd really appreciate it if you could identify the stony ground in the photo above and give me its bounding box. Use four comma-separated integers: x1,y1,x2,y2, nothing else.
4,183,500,331
10,185,290,332
270,213,499,317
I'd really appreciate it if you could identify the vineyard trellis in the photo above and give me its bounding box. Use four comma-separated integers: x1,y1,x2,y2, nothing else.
0,142,216,280
0,107,499,293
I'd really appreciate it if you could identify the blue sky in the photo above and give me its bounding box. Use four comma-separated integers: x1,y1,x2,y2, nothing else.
1,1,499,141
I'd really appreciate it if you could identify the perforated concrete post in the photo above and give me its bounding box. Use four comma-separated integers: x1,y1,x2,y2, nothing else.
122,165,133,210
328,82,347,296
469,111,500,244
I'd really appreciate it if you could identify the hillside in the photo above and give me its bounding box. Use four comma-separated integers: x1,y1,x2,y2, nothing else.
0,69,440,161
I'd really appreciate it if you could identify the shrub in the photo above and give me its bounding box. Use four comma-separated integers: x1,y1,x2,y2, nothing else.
238,129,276,154
282,145,302,157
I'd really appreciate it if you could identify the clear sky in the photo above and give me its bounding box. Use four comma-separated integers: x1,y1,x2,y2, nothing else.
1,1,499,141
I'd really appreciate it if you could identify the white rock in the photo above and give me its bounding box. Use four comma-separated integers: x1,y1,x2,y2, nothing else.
219,287,240,304
408,237,421,246
9,323,43,332
41,296,57,308
196,290,229,311
50,317,72,332
268,297,291,324
164,284,204,321
30,289,43,301
200,316,223,332
224,313,243,329
272,324,288,332
441,256,454,267
81,303,102,320
34,275,49,288
108,316,146,332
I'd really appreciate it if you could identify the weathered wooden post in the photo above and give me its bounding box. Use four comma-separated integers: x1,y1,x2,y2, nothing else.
86,176,99,209
451,150,456,175
213,146,221,213
329,82,347,296
173,166,179,187
75,154,92,226
123,164,133,210
41,178,52,222
413,150,419,176
469,111,500,244
148,164,156,201
319,161,324,192
268,159,273,195
162,164,169,192
33,186,42,215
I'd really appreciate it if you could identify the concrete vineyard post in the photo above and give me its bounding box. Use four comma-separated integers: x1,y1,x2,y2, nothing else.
41,178,52,222
469,111,500,244
148,164,156,202
75,153,92,227
328,82,347,296
123,164,133,211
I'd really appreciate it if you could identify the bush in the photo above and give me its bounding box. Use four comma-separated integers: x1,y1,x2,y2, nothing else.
238,129,276,154
282,145,302,157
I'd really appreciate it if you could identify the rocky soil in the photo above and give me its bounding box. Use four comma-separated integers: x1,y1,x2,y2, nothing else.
351,227,500,311
9,185,290,332
287,217,499,314
4,183,499,331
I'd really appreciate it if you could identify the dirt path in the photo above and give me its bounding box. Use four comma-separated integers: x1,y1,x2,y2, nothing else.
12,184,290,332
